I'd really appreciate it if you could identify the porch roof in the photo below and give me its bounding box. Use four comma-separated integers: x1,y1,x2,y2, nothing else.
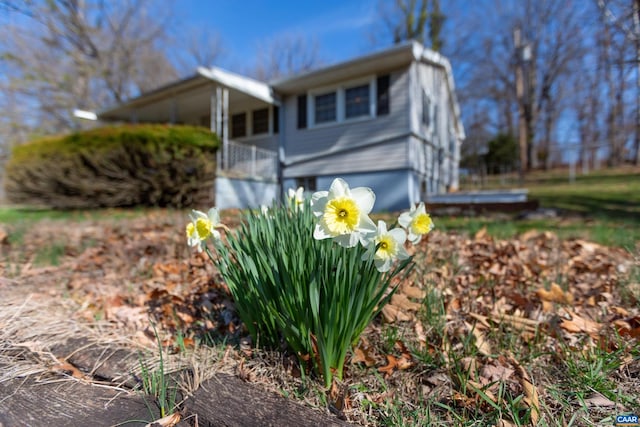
98,67,277,123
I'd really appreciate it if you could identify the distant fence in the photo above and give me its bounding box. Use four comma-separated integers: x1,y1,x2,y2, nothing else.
460,143,629,188
217,140,278,181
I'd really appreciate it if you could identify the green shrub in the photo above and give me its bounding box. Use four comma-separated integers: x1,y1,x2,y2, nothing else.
4,124,219,208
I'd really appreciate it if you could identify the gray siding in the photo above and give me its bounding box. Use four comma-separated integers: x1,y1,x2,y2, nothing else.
215,177,278,209
282,67,411,171
283,136,409,177
284,169,414,212
410,61,461,192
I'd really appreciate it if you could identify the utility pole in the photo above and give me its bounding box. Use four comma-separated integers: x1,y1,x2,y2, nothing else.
514,27,527,183
634,0,640,165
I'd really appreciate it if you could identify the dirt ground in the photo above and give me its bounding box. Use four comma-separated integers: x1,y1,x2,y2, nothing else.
1,209,638,426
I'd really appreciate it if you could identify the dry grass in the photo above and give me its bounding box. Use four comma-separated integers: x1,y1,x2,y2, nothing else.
1,209,638,426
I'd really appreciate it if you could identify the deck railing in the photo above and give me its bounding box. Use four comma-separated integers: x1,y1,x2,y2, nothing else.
217,140,278,181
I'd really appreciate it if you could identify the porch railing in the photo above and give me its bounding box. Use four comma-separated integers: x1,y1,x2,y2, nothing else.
217,140,278,181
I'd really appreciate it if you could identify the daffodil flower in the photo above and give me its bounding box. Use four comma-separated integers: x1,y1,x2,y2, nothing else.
362,220,409,272
311,178,376,248
287,186,305,211
185,207,228,251
398,202,434,244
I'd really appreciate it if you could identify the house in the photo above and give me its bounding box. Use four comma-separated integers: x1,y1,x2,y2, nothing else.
98,40,465,212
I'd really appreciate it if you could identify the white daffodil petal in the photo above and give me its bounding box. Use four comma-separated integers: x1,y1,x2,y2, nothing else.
398,211,412,228
351,187,376,214
313,223,333,240
311,191,328,217
375,257,392,272
207,207,220,224
389,227,407,244
334,232,359,248
396,244,410,260
328,178,350,199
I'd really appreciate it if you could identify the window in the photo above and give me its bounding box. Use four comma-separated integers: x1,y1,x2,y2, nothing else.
295,176,317,192
345,84,370,119
422,91,431,127
297,95,307,129
231,113,246,138
314,92,336,124
376,74,390,116
449,132,456,155
252,108,269,134
273,106,279,134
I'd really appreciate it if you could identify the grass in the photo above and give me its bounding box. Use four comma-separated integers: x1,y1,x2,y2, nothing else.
450,166,640,248
0,206,146,224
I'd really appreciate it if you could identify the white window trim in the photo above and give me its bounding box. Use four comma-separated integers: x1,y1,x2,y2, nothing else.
307,76,376,129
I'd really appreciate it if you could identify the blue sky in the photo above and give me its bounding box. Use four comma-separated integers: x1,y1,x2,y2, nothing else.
179,0,383,72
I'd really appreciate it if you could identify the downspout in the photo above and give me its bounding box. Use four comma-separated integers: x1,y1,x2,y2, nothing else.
277,97,285,202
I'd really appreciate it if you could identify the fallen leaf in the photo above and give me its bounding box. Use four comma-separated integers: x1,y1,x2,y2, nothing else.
51,361,86,379
402,285,426,299
381,304,413,322
378,355,397,377
536,283,573,305
559,310,601,336
390,293,422,312
144,412,181,427
481,363,514,382
468,322,492,356
583,393,617,408
509,356,540,425
475,227,489,240
352,345,376,367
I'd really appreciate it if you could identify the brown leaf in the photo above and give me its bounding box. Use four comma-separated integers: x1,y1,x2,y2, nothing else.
474,227,489,241
390,293,422,312
402,285,426,299
468,323,492,356
352,345,376,367
481,363,514,382
51,361,86,379
559,311,601,336
536,283,574,304
583,393,617,408
144,412,181,427
509,356,540,425
378,355,397,377
381,304,413,322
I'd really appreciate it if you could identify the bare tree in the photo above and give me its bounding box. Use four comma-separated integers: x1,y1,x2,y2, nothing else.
597,0,640,165
374,0,444,51
0,0,179,141
252,35,322,81
174,27,224,72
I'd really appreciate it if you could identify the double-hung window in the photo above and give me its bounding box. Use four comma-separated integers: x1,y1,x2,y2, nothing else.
345,84,370,119
252,108,269,135
231,113,246,138
297,74,390,128
314,92,337,124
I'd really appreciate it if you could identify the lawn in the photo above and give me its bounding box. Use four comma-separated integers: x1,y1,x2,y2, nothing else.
447,166,640,249
0,168,638,426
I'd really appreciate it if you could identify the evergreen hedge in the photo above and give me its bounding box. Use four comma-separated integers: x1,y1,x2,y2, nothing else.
5,124,219,208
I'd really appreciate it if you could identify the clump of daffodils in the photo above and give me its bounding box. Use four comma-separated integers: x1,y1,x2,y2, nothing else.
186,178,433,389
311,178,433,272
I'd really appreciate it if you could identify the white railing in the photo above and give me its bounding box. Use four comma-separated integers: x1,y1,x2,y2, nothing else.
217,140,278,181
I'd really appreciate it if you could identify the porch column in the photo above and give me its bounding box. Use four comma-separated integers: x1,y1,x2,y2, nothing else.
210,88,216,133
215,87,223,136
222,88,229,170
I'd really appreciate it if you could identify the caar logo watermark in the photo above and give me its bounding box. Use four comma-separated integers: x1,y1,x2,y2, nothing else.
616,414,640,426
